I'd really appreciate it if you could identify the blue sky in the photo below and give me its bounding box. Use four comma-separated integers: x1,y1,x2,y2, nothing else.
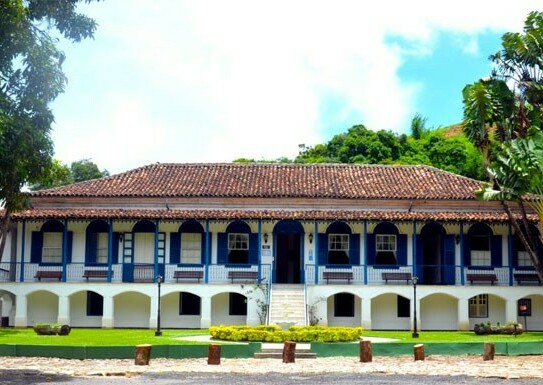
50,1,542,174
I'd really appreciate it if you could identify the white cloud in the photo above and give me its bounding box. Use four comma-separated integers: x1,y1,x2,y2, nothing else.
51,0,543,173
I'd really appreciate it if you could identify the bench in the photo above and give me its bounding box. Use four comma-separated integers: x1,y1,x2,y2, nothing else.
323,271,353,284
228,271,258,283
514,273,542,285
466,273,498,285
173,270,203,283
83,270,111,281
34,271,62,281
382,272,412,284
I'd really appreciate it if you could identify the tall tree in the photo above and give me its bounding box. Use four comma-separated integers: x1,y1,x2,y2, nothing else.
0,1,99,261
70,159,109,182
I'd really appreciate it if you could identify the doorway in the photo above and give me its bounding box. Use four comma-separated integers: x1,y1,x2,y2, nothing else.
275,233,301,283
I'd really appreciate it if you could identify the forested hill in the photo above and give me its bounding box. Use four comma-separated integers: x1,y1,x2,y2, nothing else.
235,123,484,180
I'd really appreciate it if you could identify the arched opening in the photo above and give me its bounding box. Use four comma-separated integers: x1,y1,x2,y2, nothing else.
273,220,304,284
417,222,455,285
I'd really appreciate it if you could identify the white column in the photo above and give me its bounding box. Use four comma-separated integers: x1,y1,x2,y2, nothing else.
457,298,470,330
200,296,211,328
411,298,421,331
149,296,158,329
506,299,518,325
57,295,70,325
102,296,114,328
14,294,27,327
361,298,372,330
246,297,260,326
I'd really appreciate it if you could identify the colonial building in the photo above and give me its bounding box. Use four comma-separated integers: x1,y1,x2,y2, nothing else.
0,163,541,330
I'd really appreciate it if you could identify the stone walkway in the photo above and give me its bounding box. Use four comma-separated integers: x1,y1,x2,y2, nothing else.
2,355,543,379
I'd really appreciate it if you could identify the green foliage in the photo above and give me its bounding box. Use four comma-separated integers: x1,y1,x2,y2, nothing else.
209,325,364,342
70,158,109,183
30,158,108,190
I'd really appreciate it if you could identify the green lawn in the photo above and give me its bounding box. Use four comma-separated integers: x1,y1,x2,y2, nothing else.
0,328,210,346
363,330,543,343
2,328,543,345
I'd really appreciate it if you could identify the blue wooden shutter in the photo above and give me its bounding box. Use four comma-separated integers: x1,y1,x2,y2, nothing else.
217,233,227,264
31,232,43,263
86,232,98,264
415,234,423,278
443,234,456,284
491,235,502,267
66,232,73,263
318,233,328,265
397,234,407,265
349,234,360,265
249,233,258,265
170,233,180,264
112,232,120,264
366,234,375,265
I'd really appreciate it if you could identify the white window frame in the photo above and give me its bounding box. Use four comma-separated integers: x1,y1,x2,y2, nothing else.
517,251,532,267
328,234,349,252
470,235,491,266
376,234,396,252
469,294,488,318
96,233,109,264
42,232,62,263
181,232,202,264
228,233,249,251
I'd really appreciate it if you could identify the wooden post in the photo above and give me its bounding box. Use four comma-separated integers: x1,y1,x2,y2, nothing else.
414,343,425,361
135,344,152,365
208,344,221,365
483,342,495,361
359,340,372,363
282,341,296,363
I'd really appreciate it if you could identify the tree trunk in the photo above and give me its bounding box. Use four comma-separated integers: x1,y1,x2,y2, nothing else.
414,344,425,361
359,340,372,363
135,344,152,365
282,341,296,363
0,211,11,264
33,324,70,335
208,344,221,365
483,343,495,361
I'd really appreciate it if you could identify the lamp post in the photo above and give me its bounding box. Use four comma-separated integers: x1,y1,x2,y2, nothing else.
155,275,162,336
412,276,419,338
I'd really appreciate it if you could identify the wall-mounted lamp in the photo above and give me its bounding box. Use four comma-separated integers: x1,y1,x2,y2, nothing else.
119,234,123,242
455,234,461,245
308,233,313,244
263,233,269,244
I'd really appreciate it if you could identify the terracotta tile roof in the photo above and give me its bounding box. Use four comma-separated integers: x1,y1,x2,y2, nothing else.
30,163,483,200
12,208,537,223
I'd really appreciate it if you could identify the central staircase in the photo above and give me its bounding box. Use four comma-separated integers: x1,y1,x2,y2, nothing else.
268,284,306,326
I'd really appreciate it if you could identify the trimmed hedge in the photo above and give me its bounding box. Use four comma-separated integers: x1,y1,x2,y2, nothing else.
209,325,364,342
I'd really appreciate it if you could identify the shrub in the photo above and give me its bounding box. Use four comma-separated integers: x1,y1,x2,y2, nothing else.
209,325,363,342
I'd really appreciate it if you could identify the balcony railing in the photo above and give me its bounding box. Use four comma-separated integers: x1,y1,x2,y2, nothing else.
0,261,537,286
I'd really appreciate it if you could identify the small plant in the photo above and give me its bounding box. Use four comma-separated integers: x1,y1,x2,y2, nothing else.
307,297,325,326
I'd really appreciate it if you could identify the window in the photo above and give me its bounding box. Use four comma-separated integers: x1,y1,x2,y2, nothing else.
181,233,201,264
518,298,532,316
376,234,397,265
334,293,354,317
96,233,108,264
229,293,247,316
469,294,488,318
328,234,349,264
42,232,62,263
179,292,201,315
471,235,491,265
397,296,410,318
86,291,103,316
517,251,532,267
228,233,249,264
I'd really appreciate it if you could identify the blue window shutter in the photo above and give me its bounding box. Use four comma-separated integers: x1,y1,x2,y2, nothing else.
318,234,328,265
397,234,407,265
170,233,180,264
249,233,258,265
112,232,120,264
415,235,423,277
491,235,502,267
349,234,360,265
443,234,456,284
67,232,73,263
31,232,43,263
366,234,375,265
86,231,98,264
217,233,227,264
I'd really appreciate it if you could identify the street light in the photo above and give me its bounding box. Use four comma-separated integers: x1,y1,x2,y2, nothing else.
412,276,419,338
155,275,163,336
